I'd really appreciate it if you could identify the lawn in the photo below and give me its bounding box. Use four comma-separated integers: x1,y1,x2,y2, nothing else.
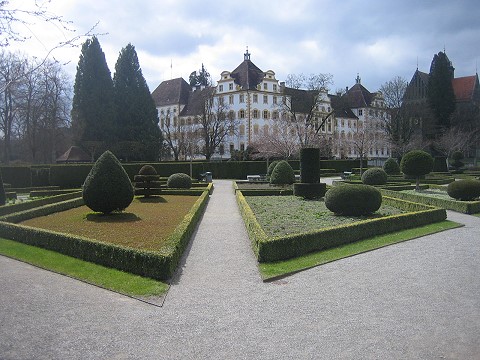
245,195,405,237
20,195,198,251
400,188,455,200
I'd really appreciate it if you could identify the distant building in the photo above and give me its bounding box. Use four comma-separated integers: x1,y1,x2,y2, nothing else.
403,51,480,139
151,51,390,161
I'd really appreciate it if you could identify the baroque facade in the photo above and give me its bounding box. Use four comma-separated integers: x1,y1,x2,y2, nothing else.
151,51,390,161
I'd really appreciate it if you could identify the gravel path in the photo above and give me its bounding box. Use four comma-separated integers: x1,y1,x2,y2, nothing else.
1,179,479,359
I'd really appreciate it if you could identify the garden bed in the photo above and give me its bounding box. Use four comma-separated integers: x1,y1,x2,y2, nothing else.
237,190,446,263
0,191,210,280
380,188,480,214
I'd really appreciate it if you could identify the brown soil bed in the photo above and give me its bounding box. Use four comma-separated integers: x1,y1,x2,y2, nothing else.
20,195,198,251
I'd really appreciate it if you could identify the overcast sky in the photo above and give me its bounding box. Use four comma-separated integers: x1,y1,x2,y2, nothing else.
10,0,480,94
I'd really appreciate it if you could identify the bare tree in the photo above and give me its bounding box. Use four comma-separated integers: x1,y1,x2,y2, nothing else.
433,126,478,165
278,73,334,147
195,87,238,161
349,121,377,174
379,75,408,109
379,76,417,159
250,116,300,159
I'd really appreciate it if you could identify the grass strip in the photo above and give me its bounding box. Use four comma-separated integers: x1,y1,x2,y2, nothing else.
0,238,168,297
259,220,462,281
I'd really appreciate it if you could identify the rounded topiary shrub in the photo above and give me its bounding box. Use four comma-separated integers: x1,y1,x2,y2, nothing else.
139,164,157,175
167,173,192,189
324,184,382,216
270,160,295,185
447,179,480,201
361,167,388,185
82,150,134,214
267,160,280,179
383,158,400,175
400,150,434,190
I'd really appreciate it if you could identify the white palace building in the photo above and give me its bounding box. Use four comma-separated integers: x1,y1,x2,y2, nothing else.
151,50,390,161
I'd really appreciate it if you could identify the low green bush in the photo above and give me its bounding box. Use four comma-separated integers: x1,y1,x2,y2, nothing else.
266,160,280,179
325,184,382,216
167,173,192,189
450,151,464,170
361,168,388,185
383,158,400,175
0,170,6,206
270,160,295,185
447,179,480,201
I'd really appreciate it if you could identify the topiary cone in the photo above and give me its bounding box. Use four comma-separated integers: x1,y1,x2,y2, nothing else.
82,150,134,214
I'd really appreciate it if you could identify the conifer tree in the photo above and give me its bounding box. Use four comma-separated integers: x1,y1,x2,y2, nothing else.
71,37,116,147
113,43,160,161
427,51,456,131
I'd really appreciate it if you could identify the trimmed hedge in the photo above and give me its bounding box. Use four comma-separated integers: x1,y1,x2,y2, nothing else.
270,161,295,185
380,188,480,214
237,190,446,262
383,158,400,175
0,166,31,188
0,191,82,217
167,173,192,189
300,148,320,183
29,189,81,197
0,190,210,280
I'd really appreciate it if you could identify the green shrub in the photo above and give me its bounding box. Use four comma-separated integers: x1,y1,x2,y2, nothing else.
450,151,464,170
270,160,295,185
82,151,134,214
325,184,382,216
266,160,280,179
167,173,192,189
447,179,480,201
361,167,388,185
400,150,434,190
139,165,157,175
0,170,6,206
300,147,320,183
383,158,400,175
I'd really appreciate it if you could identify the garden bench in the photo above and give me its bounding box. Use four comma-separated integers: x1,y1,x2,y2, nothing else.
341,171,352,180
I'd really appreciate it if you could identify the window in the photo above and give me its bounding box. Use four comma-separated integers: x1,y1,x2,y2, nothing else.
229,95,234,105
264,83,268,90
253,94,258,103
273,96,277,104
228,110,235,120
239,125,245,135
218,97,224,106
187,117,192,125
358,109,363,116
263,95,268,104
239,109,245,119
161,118,164,128
173,117,178,127
219,85,223,92
229,83,233,91
240,94,245,103
180,118,185,126
273,84,277,92
369,109,374,116
240,143,245,152
263,110,269,119
272,111,279,120
263,124,269,135
348,120,351,128
219,144,224,155
273,125,279,135
253,109,259,118
253,124,259,135
341,119,344,127
230,143,234,153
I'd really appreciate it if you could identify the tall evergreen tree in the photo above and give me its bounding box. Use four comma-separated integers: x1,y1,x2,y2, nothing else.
113,43,159,161
427,51,456,132
71,37,115,148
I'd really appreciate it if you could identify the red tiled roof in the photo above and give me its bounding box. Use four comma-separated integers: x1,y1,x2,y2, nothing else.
452,75,477,102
